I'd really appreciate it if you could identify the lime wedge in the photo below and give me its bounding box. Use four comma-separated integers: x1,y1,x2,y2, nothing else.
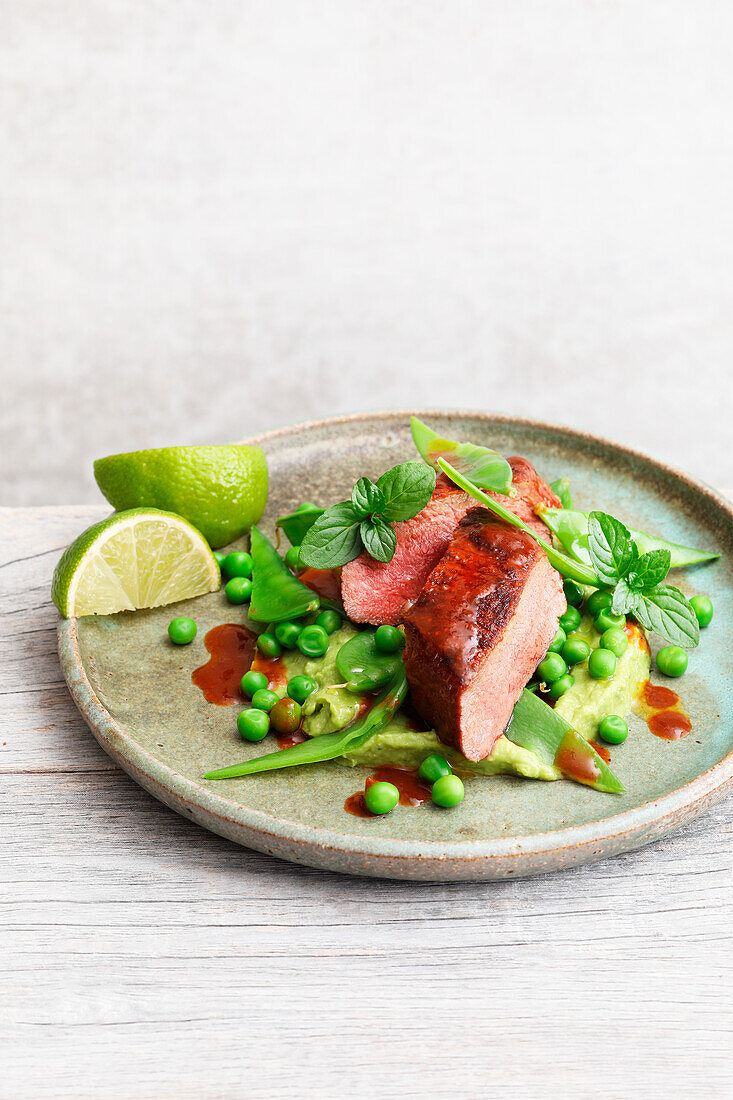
93,445,268,549
52,508,221,618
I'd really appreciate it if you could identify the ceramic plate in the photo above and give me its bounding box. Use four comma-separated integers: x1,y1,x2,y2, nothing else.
58,412,733,880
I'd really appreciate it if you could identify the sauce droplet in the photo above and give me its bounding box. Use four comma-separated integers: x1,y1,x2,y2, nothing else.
554,730,601,785
344,766,432,816
344,791,373,818
648,711,692,740
275,729,309,751
642,681,679,710
638,679,691,740
192,624,257,705
589,740,611,764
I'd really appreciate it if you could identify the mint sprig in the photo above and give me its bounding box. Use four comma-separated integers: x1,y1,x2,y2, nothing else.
586,511,699,649
299,462,436,569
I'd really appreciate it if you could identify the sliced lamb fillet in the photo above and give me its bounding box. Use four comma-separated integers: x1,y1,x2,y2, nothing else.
341,474,476,626
403,515,565,762
341,457,560,625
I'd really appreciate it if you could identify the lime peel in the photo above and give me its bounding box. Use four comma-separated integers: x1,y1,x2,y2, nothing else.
52,508,221,618
93,445,268,549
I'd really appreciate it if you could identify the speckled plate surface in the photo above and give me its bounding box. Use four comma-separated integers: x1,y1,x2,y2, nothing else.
58,412,733,880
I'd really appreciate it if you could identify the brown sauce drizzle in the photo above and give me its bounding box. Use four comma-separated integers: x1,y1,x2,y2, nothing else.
299,567,343,605
554,738,601,784
648,710,692,740
625,621,650,653
275,730,309,751
191,624,257,705
252,651,289,693
642,682,679,710
637,679,691,740
589,740,611,764
344,766,432,817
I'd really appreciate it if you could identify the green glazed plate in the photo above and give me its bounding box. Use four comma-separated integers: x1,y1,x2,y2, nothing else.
57,412,733,880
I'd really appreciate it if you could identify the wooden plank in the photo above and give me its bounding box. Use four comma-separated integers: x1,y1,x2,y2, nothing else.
1,505,731,1099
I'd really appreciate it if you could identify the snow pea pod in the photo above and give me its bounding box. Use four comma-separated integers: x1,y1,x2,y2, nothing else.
204,666,408,779
542,509,718,569
411,416,513,494
549,477,573,509
276,504,324,546
336,630,403,690
248,527,321,623
506,689,625,794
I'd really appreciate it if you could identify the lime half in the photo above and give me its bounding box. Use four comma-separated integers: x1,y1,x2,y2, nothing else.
93,445,268,549
52,508,221,618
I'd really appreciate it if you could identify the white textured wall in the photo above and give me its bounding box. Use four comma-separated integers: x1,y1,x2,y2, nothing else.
2,1,732,504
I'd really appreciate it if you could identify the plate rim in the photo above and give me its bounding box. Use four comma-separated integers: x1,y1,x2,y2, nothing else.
57,409,733,878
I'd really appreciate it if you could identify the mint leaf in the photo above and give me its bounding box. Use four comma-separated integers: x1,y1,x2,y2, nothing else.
611,578,635,616
587,511,637,585
299,502,363,568
633,585,700,649
360,516,397,563
351,477,385,518
376,462,435,522
626,548,671,591
411,416,513,494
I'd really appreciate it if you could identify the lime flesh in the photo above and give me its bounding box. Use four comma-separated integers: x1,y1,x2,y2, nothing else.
52,508,221,617
94,445,268,549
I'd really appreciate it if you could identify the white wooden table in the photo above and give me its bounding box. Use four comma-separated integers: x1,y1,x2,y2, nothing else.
2,505,732,1100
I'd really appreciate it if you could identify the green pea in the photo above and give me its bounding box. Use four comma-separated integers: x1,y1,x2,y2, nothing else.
559,606,581,633
588,648,617,680
315,609,342,634
285,546,301,572
600,627,628,657
237,709,270,741
225,576,252,604
431,774,465,808
418,754,452,784
251,688,279,712
297,625,330,658
548,628,566,653
213,550,227,567
275,620,303,648
168,617,197,645
690,595,713,628
257,632,282,659
365,781,400,815
548,672,575,700
598,714,628,744
594,608,625,634
270,697,302,734
287,675,317,704
222,551,253,579
561,635,591,666
537,651,567,684
374,624,404,653
297,501,318,511
586,590,613,617
241,670,268,698
563,579,584,607
656,646,688,677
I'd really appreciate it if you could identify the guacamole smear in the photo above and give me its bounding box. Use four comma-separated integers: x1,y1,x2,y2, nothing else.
261,613,649,782
554,615,650,738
